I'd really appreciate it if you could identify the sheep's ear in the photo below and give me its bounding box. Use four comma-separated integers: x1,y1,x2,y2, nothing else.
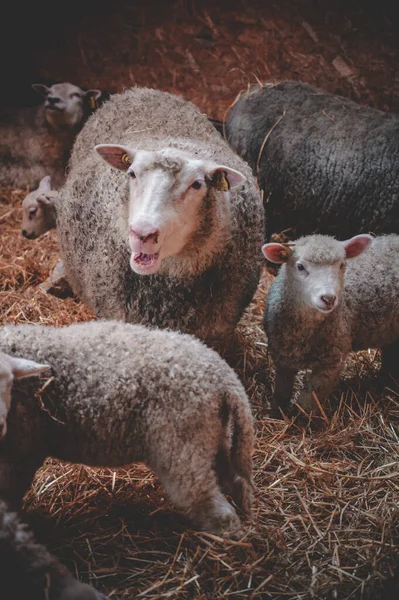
8,356,50,379
95,144,136,171
32,84,50,97
36,194,54,207
206,166,246,191
85,89,102,101
262,243,292,264
38,175,51,192
342,234,373,259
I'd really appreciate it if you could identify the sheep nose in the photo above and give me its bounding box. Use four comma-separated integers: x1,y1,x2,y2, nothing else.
130,226,159,244
22,229,29,238
321,294,336,307
47,96,59,105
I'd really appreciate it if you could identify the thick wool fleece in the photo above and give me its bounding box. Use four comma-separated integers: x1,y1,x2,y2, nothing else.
56,87,264,346
0,320,254,536
226,80,399,240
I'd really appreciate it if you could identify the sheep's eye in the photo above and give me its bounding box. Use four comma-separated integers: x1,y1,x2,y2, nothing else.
191,181,201,190
29,208,37,217
297,263,305,272
129,170,136,179
70,93,81,99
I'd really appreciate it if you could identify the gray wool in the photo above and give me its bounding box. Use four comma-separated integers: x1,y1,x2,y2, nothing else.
226,81,399,240
264,234,399,411
56,87,264,346
0,320,254,537
0,499,108,600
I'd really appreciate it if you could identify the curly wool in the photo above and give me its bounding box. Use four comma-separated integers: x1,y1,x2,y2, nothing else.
56,87,264,345
0,320,254,535
226,81,399,240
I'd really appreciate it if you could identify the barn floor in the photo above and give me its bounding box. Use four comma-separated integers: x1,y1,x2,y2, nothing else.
1,1,399,598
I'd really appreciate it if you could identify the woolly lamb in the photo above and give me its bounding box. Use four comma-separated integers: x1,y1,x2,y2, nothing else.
225,81,399,240
0,352,108,600
262,234,399,414
0,320,254,537
55,87,264,348
21,175,58,239
0,82,104,189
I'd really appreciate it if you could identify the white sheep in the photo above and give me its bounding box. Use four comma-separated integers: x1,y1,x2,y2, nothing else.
262,234,399,414
21,175,57,239
0,320,254,537
55,87,264,349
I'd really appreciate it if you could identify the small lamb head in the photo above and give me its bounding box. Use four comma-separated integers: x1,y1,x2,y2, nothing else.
0,351,49,439
32,82,102,130
21,176,56,239
262,234,373,314
95,144,246,275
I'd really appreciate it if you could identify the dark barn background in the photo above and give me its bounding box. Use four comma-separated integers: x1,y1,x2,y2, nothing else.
1,1,399,599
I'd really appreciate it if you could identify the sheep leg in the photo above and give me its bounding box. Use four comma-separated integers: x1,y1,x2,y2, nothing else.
299,363,343,412
157,457,243,538
381,339,399,377
215,446,253,517
272,366,297,415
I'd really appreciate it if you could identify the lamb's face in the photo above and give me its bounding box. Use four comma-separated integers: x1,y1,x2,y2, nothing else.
0,352,50,439
262,234,373,315
32,82,102,131
21,176,55,239
95,144,246,275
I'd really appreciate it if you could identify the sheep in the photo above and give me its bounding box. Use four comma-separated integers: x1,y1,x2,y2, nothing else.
225,80,399,240
0,352,108,600
262,233,399,415
21,175,57,239
55,87,264,349
0,82,105,189
0,320,254,537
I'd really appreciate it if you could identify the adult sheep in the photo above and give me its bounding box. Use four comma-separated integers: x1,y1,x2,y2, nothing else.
56,87,264,348
225,80,399,240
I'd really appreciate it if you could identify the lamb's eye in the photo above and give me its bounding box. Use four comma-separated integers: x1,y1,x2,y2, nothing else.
191,181,201,190
297,263,305,272
29,208,37,217
129,170,136,179
71,93,81,99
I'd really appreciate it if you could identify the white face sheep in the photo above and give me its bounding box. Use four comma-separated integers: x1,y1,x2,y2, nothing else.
0,320,254,538
55,87,264,346
262,234,399,415
96,144,246,275
32,82,102,131
21,175,57,239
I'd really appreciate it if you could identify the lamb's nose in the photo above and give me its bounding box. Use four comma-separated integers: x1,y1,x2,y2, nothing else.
47,96,59,105
321,294,336,307
130,227,159,244
22,229,29,238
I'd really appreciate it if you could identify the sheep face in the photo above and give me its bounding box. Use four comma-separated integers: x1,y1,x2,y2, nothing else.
262,234,373,315
21,176,56,239
0,352,49,439
32,83,102,131
95,144,246,275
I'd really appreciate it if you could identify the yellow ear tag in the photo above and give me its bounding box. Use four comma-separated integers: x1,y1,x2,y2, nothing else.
89,96,97,110
121,153,132,167
213,171,230,191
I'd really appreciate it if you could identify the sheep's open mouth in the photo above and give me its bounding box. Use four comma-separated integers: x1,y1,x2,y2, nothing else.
132,252,159,268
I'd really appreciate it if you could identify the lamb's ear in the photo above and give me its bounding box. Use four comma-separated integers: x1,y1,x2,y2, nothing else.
8,356,50,379
342,234,373,259
206,166,246,191
38,175,51,192
36,194,54,207
262,243,292,264
85,89,102,101
95,144,136,171
32,84,50,97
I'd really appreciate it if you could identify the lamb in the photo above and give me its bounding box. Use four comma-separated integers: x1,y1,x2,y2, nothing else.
55,87,264,348
262,233,399,415
225,80,399,240
21,175,57,239
0,320,254,537
0,352,108,600
0,82,105,189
